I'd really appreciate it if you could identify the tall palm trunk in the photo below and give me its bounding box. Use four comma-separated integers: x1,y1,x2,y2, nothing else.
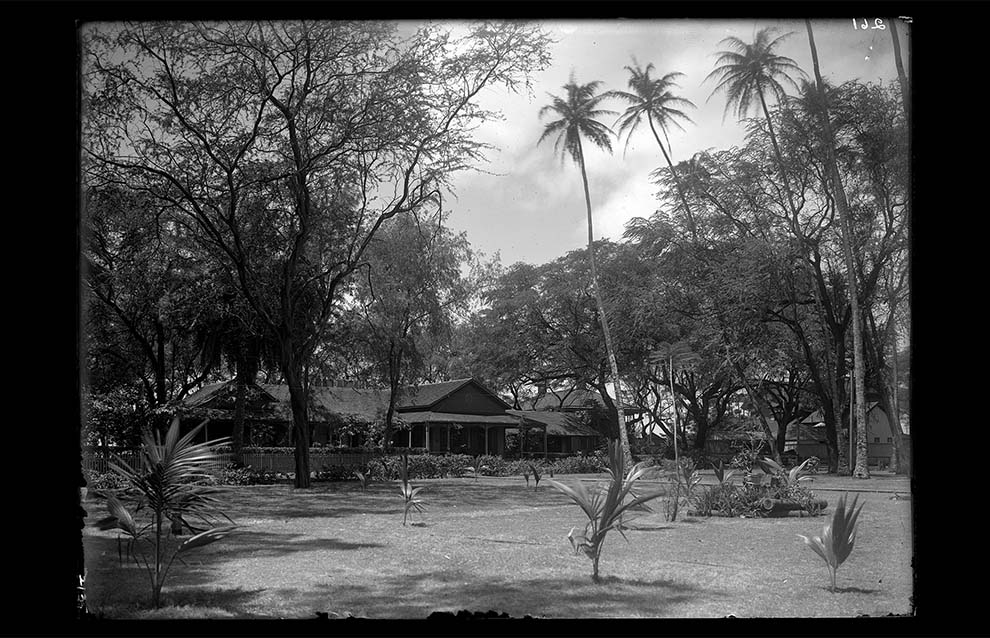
890,20,910,124
667,357,681,521
576,137,632,467
806,20,869,479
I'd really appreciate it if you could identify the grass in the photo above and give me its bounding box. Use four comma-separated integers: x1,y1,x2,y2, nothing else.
81,472,913,619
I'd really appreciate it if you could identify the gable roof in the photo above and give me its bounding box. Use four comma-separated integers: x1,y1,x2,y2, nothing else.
505,409,601,437
526,387,643,414
396,378,511,411
179,378,510,423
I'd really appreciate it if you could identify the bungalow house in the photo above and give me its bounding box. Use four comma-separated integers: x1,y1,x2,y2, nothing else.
796,401,910,467
505,409,602,457
177,377,521,456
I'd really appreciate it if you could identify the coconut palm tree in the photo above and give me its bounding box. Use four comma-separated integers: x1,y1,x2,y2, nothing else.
706,27,805,215
609,61,698,239
538,73,633,466
804,20,869,479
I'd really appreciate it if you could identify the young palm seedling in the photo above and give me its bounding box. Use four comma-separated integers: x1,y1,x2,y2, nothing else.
668,459,702,522
354,470,370,490
397,452,425,526
797,492,865,592
547,440,666,582
529,463,542,491
94,418,237,609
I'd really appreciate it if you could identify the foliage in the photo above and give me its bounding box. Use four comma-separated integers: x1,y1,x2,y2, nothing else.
528,463,542,491
729,439,773,473
82,387,147,449
83,20,553,488
354,470,371,490
397,452,425,527
94,419,236,608
692,455,824,518
797,493,865,592
312,464,359,483
664,457,702,522
213,463,278,486
547,441,667,582
756,456,815,490
552,454,607,475
84,469,129,492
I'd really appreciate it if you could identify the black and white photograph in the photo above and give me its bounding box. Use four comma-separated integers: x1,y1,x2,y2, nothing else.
77,15,913,621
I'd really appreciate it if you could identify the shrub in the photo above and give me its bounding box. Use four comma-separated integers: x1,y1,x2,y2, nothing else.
313,464,358,482
213,463,278,486
84,469,129,492
552,454,607,475
691,456,825,518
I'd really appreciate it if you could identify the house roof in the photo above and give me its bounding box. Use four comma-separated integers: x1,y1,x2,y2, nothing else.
505,409,601,437
260,384,387,422
396,378,510,411
179,378,510,424
526,388,642,413
786,422,827,442
396,411,520,426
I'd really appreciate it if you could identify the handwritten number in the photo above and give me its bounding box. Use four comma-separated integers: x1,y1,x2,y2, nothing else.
872,18,886,30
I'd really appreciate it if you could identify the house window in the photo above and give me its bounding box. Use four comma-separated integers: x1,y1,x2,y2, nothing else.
887,437,892,443
874,437,880,443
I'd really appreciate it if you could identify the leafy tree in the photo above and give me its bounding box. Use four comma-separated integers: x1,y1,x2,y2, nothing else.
83,185,220,432
538,74,633,466
83,20,552,487
349,211,476,448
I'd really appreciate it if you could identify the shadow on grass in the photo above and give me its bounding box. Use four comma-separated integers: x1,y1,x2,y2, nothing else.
221,529,385,555
312,568,716,618
831,586,880,595
88,586,271,619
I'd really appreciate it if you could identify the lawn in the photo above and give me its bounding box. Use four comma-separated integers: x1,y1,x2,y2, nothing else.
80,471,914,619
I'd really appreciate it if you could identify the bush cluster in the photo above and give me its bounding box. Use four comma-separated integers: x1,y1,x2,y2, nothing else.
358,452,608,481
691,475,823,518
212,462,280,486
84,469,129,492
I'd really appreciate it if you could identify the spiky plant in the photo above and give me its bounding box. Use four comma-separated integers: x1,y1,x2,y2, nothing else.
713,460,736,486
397,452,424,526
756,456,815,488
547,440,666,582
529,463,542,491
95,418,236,608
797,493,865,592
354,470,370,490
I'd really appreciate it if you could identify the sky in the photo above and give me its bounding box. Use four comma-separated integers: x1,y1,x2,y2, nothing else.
434,18,910,268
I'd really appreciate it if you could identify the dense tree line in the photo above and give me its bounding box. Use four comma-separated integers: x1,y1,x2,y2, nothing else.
82,22,909,482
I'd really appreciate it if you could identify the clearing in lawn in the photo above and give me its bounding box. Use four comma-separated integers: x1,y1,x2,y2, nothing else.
80,472,914,619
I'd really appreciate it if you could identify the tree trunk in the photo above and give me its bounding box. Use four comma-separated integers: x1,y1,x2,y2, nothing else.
576,138,632,467
805,21,869,479
888,324,905,474
383,341,402,450
726,352,781,464
889,19,910,124
283,358,312,489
